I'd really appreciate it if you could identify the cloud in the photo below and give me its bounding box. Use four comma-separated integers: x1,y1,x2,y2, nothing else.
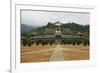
21,10,90,26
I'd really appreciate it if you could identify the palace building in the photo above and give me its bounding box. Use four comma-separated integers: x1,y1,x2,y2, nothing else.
30,21,84,44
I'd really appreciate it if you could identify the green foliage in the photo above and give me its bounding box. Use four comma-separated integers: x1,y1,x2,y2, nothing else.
21,22,89,46
22,39,27,46
41,40,46,46
76,40,81,45
72,42,76,45
83,39,89,46
61,39,84,45
36,41,40,45
35,26,46,35
47,22,55,28
31,41,34,44
27,38,32,47
63,22,89,34
49,40,53,45
62,39,72,45
21,31,32,47
31,22,89,35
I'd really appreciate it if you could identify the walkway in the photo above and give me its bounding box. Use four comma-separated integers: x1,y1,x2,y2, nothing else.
50,44,64,61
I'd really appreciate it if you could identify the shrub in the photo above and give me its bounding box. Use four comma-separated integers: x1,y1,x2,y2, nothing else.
31,41,34,44
62,40,67,45
83,39,89,46
66,40,70,44
72,42,76,45
27,42,31,46
83,42,87,46
36,41,39,45
22,39,27,46
87,40,89,45
27,38,32,47
77,42,80,45
49,40,53,45
41,40,45,46
76,39,82,45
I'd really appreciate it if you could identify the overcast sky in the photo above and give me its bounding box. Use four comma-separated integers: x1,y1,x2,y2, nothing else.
21,10,90,26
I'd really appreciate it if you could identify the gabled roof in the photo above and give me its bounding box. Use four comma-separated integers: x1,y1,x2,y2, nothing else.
31,35,55,39
31,35,83,39
54,21,63,26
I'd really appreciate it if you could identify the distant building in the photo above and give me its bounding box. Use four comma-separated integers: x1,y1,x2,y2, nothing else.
31,32,38,36
77,32,84,36
44,28,55,35
62,28,73,35
54,21,63,26
30,21,83,44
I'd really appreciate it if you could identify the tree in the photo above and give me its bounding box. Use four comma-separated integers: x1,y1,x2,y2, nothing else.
22,39,27,46
27,38,32,47
47,22,55,28
36,41,39,45
83,39,89,46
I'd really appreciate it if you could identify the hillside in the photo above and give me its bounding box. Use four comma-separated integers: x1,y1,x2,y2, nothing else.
32,22,89,35
21,24,39,32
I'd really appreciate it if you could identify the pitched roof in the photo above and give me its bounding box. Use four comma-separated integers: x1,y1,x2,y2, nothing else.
54,21,63,26
31,35,83,39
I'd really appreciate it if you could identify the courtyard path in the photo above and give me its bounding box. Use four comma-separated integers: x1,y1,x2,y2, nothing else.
50,44,64,61
50,44,88,61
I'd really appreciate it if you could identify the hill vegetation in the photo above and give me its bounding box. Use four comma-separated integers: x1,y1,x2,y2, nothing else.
21,22,89,46
30,22,89,35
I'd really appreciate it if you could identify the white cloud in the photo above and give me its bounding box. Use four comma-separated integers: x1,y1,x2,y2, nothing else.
21,10,90,26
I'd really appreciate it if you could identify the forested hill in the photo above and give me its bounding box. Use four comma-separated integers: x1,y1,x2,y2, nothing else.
34,22,89,35
62,22,89,33
21,22,89,36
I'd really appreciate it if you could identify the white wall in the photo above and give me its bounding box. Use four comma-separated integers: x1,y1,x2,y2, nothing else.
0,0,100,73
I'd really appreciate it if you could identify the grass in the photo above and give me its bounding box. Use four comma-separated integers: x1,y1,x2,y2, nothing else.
21,44,55,53
63,50,89,60
21,51,53,63
21,44,55,63
61,44,89,49
62,44,89,60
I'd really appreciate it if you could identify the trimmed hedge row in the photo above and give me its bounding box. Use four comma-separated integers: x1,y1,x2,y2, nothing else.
22,39,89,46
22,38,32,46
62,39,89,46
34,40,55,46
